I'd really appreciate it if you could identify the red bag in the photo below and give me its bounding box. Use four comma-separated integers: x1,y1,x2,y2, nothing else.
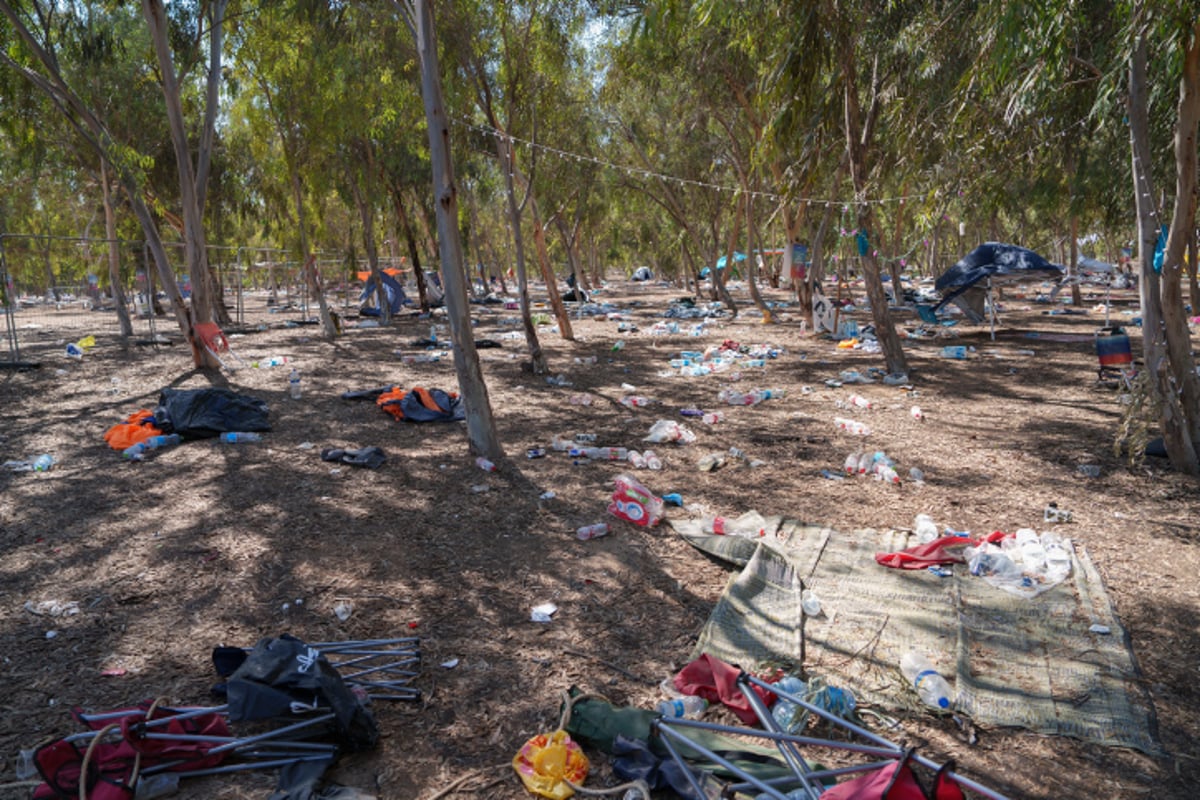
819,749,964,800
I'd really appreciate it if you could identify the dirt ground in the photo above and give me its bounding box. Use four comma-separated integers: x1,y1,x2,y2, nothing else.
1,277,1198,800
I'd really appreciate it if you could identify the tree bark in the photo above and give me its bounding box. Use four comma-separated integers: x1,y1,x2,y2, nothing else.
1129,29,1197,472
1160,18,1200,448
527,193,575,340
100,158,133,338
841,49,909,377
405,0,502,458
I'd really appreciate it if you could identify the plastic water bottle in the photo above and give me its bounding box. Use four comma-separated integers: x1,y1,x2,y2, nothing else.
221,432,263,443
288,368,302,399
657,696,708,719
874,464,901,484
475,456,497,472
848,394,872,409
911,405,924,421
941,345,967,359
1042,532,1072,579
1015,528,1047,572
899,651,953,710
701,411,724,424
620,395,652,408
627,450,648,469
122,434,183,461
32,454,55,472
914,514,939,544
576,523,610,541
844,452,861,475
643,450,662,470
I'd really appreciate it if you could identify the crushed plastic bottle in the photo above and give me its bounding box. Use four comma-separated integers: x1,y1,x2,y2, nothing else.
576,523,610,541
914,514,939,544
221,432,263,443
33,454,56,472
657,696,708,719
834,417,871,436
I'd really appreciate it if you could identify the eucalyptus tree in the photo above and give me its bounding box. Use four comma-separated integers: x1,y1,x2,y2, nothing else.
445,0,588,376
1126,7,1200,473
227,1,340,339
963,0,1199,471
389,0,502,460
602,11,741,307
0,0,228,366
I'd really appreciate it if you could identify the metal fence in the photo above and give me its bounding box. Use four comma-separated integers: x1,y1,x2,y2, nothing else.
1,233,408,367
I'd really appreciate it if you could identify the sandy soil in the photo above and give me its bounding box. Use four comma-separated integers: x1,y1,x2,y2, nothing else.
1,278,1197,800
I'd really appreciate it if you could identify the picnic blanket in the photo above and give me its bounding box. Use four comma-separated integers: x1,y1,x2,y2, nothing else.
670,518,1161,755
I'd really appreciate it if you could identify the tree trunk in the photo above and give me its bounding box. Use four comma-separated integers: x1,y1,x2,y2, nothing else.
393,188,430,313
743,191,772,322
1129,29,1197,473
409,0,502,459
527,194,575,341
352,173,389,326
100,159,133,338
842,53,908,377
289,170,339,339
497,134,547,374
1160,18,1200,447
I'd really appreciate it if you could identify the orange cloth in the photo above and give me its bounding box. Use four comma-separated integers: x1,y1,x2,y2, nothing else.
103,410,162,450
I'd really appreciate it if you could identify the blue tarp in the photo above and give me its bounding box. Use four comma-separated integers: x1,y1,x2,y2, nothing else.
933,243,1064,319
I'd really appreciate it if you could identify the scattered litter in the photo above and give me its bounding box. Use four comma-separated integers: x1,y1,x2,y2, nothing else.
24,600,80,617
531,602,558,623
1077,464,1101,478
1089,624,1111,635
440,658,460,669
45,630,59,639
333,601,354,622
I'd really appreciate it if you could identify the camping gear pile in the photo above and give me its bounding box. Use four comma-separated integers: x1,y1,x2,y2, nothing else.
22,635,419,799
549,654,1008,800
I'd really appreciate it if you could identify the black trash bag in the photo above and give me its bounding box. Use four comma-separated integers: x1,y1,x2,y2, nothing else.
218,635,379,752
155,387,270,439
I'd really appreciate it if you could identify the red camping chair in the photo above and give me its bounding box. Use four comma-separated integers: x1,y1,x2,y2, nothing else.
193,323,247,371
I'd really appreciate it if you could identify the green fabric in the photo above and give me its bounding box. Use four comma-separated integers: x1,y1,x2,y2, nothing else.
561,688,821,784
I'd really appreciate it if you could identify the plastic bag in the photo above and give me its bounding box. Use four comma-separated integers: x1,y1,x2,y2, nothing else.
512,729,589,800
643,420,697,444
608,474,665,527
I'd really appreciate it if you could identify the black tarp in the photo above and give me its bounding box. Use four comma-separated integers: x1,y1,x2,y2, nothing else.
932,243,1064,321
155,388,270,439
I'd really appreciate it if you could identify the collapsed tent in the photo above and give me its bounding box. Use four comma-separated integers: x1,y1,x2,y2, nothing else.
359,272,408,316
932,243,1064,322
632,266,653,282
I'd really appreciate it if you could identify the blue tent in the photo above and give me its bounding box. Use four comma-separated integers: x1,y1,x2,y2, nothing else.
933,243,1063,321
360,272,408,316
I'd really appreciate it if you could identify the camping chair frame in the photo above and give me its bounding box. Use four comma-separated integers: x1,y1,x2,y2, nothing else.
193,322,248,371
653,672,1009,800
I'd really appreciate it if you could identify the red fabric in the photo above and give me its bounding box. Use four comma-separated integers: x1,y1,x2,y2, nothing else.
819,752,965,800
34,702,230,799
673,654,776,725
874,536,974,570
874,532,1010,570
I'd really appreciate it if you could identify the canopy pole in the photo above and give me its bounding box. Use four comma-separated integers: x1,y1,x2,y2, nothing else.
988,278,996,340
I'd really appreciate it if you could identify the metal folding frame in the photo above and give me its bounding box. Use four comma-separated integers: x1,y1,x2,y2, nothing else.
653,672,1009,800
22,637,420,797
